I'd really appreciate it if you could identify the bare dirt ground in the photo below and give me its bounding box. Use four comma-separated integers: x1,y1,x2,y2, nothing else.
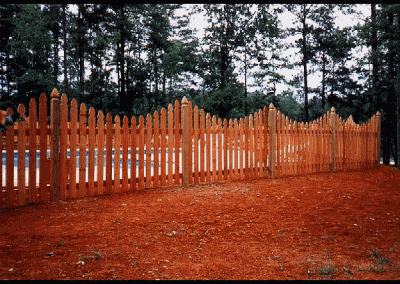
1,164,400,280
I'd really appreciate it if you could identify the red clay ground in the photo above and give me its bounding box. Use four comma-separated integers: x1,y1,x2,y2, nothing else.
1,165,400,280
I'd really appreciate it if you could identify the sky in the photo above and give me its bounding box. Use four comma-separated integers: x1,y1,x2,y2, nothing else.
67,4,372,100
180,4,372,99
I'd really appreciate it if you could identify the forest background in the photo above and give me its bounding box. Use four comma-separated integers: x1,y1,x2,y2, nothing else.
0,4,399,167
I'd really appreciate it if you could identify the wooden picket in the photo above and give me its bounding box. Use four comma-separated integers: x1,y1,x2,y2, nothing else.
0,89,382,209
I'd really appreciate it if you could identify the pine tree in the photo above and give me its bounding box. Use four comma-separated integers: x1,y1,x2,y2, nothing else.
9,4,53,104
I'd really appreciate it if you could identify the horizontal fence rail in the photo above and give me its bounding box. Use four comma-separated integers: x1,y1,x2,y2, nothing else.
0,89,381,209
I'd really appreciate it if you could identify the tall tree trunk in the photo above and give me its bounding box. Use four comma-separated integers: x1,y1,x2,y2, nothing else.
397,67,400,169
383,9,395,165
53,17,59,88
244,40,248,116
118,6,126,113
371,4,378,111
62,4,69,93
78,4,85,100
397,11,400,169
302,10,309,122
321,54,326,109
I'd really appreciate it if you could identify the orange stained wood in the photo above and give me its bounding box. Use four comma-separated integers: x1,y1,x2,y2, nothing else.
105,112,113,194
217,118,223,181
211,115,217,182
59,94,68,200
234,119,239,179
244,117,249,179
97,111,105,194
88,107,96,196
28,98,38,202
138,115,145,190
188,102,193,184
39,94,48,201
193,106,199,184
227,119,233,180
114,115,121,192
69,99,78,198
174,100,180,185
153,111,160,188
167,105,173,186
122,116,129,191
0,90,382,210
160,108,167,187
17,104,26,205
276,111,281,177
5,108,14,204
199,110,205,182
239,118,244,179
205,113,211,183
249,115,254,179
130,116,137,190
79,103,87,197
145,114,152,189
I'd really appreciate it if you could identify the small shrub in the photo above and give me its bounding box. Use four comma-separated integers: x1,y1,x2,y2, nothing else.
308,265,335,278
371,250,390,266
318,265,335,276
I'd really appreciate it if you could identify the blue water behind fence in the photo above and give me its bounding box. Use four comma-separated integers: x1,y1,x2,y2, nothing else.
1,149,170,168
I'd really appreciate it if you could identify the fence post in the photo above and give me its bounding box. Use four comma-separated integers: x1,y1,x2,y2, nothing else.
181,96,189,186
268,103,276,178
50,88,60,202
330,107,336,172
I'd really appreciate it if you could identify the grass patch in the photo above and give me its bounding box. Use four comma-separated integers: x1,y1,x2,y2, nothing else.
358,250,390,273
308,265,335,278
318,265,335,276
371,250,390,266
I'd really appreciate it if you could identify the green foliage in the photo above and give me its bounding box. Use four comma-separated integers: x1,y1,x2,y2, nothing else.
0,4,398,165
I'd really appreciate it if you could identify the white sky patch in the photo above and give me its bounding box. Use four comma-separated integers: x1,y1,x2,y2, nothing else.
183,4,371,99
62,4,372,100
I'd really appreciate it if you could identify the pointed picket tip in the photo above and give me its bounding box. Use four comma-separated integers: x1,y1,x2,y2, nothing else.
17,104,26,117
115,115,121,125
269,103,275,110
29,97,37,106
79,103,86,115
181,96,188,104
51,88,59,99
97,110,104,120
61,93,68,103
29,98,37,115
106,112,113,123
89,107,95,116
39,93,47,102
131,116,137,126
70,98,77,107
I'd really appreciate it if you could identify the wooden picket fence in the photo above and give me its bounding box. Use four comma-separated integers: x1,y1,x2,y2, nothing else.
0,88,381,209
